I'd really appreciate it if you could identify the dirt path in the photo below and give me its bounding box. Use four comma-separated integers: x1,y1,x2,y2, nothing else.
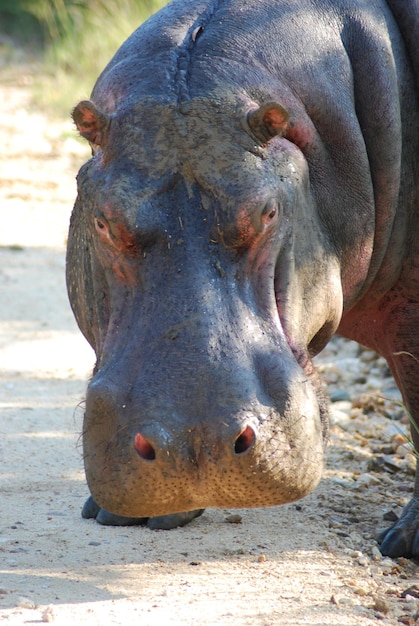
1,75,419,626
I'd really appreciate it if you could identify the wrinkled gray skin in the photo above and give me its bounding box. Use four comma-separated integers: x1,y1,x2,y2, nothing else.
67,0,419,556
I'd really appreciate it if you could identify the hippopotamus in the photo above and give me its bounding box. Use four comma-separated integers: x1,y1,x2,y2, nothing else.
67,0,419,556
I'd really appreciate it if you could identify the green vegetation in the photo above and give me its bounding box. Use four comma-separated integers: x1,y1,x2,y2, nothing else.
0,0,168,113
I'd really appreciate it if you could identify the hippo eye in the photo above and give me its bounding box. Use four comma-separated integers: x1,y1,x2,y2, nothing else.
94,216,112,243
95,218,106,231
261,199,280,227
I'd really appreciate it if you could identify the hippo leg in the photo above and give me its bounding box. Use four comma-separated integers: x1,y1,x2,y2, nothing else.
378,472,419,558
81,495,204,530
373,313,419,558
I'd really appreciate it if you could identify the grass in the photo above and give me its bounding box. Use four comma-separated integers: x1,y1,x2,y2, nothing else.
0,0,168,115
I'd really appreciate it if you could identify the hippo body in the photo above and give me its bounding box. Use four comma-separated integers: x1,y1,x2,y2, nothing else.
67,0,419,557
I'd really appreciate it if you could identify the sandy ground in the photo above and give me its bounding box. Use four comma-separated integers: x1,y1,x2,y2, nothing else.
1,71,419,626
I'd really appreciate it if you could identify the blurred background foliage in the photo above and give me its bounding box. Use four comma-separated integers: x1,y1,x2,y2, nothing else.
0,0,168,113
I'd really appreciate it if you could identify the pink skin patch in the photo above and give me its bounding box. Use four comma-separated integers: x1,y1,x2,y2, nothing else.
285,123,315,151
93,211,140,286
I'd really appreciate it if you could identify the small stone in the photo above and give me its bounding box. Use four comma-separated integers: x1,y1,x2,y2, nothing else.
380,473,398,486
402,454,417,474
355,473,381,488
332,477,353,488
401,585,419,599
225,514,242,524
41,605,55,622
396,443,413,458
380,557,400,570
402,594,418,606
371,546,383,563
354,375,367,384
337,597,355,606
348,550,363,558
257,554,266,562
329,516,345,528
397,616,416,625
330,389,351,402
16,596,36,609
330,594,354,606
392,433,408,451
383,509,398,522
348,531,363,544
352,393,385,413
382,455,403,472
330,407,351,426
367,457,386,472
373,595,391,614
357,555,369,567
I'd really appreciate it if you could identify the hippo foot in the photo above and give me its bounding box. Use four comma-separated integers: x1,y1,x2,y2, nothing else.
378,497,419,558
81,495,204,530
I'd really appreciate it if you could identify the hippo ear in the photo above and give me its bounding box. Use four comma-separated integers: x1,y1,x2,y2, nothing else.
72,100,110,147
247,102,289,144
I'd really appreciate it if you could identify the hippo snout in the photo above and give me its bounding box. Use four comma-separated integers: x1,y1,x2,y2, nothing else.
82,355,326,518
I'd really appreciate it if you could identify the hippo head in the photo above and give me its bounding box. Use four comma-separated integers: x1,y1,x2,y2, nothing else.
67,91,343,517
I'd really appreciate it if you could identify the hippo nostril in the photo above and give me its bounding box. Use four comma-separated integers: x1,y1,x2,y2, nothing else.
234,425,256,454
134,433,156,460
